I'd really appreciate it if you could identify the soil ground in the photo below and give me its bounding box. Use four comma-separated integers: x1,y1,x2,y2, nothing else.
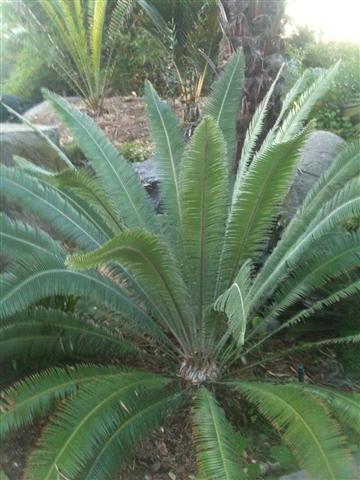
24,96,184,147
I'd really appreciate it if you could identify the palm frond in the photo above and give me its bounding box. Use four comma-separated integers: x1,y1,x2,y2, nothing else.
67,230,194,350
144,81,185,241
0,365,125,436
0,308,140,364
1,166,104,250
26,372,176,480
214,260,253,348
43,90,158,232
204,49,245,168
231,382,355,480
193,387,246,480
180,117,228,338
220,128,310,291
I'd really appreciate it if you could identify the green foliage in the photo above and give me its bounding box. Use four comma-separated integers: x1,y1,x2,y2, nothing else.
120,140,152,162
1,51,360,478
5,0,133,111
285,37,360,140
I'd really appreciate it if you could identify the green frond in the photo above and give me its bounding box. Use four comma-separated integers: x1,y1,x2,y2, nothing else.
90,0,107,78
0,308,140,364
43,90,158,232
204,49,245,168
0,254,161,341
144,81,185,241
25,372,176,480
231,382,356,480
214,260,253,348
193,387,246,480
251,176,360,310
220,128,310,291
0,166,104,250
300,385,360,434
180,117,228,333
13,155,55,176
265,232,360,323
81,388,183,480
0,364,125,437
67,230,194,349
274,62,340,143
234,64,284,196
0,214,63,261
250,140,360,310
259,69,314,151
49,167,123,234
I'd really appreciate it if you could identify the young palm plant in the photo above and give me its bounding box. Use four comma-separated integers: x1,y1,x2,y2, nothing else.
1,50,360,479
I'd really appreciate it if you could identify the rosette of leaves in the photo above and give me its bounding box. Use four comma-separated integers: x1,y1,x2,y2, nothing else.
1,50,359,479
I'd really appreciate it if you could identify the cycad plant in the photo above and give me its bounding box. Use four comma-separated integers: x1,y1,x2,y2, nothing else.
14,0,133,112
1,50,360,479
138,0,221,125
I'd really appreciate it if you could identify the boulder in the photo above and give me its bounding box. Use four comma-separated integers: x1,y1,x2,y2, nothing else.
132,156,161,212
280,130,345,226
0,123,64,171
0,94,33,122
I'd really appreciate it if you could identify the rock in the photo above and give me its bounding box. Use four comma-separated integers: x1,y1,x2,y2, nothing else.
23,97,80,123
0,123,64,171
281,130,345,226
132,156,161,212
0,94,34,122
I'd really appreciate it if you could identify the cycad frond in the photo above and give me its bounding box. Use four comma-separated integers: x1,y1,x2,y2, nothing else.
193,387,246,480
43,90,158,232
301,385,360,434
265,232,360,322
81,388,183,480
251,176,360,310
26,372,176,480
235,64,284,195
220,128,310,290
0,166,104,250
204,49,245,168
180,117,228,329
0,254,161,340
0,215,63,261
0,308,139,364
214,260,253,348
144,81,185,242
49,168,123,234
274,62,340,143
0,365,125,436
231,382,355,480
250,140,360,310
67,230,194,350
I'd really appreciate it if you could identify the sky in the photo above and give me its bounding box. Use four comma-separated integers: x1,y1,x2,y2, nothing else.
286,0,360,43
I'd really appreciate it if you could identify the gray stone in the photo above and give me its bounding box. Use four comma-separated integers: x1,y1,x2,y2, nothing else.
132,156,161,212
0,123,64,171
280,130,345,226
